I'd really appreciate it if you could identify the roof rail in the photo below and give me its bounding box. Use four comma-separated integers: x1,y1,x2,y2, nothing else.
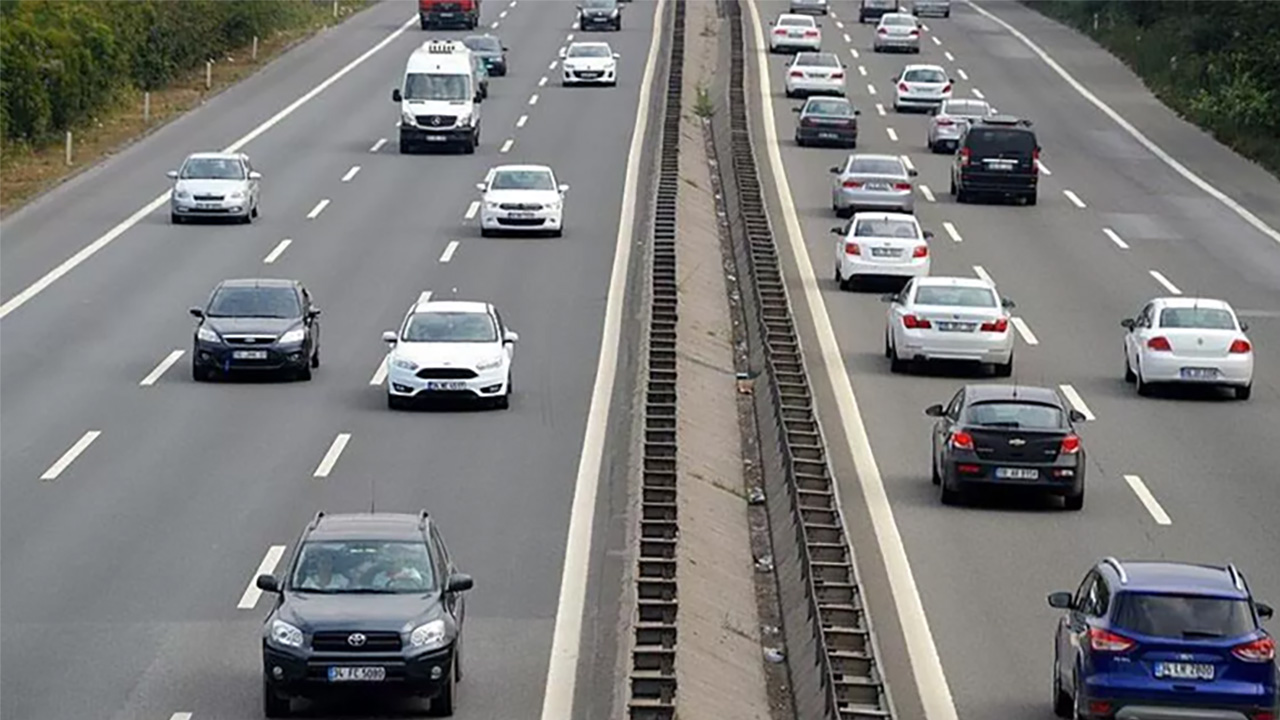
308,510,326,531
1226,563,1245,591
1102,556,1127,584
418,509,430,530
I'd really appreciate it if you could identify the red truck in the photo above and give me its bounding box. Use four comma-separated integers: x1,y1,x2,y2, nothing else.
419,0,481,30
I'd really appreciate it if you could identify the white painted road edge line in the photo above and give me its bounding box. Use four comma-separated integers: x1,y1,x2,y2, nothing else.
140,350,185,386
313,433,352,478
341,165,361,182
517,114,529,128
1123,474,1173,525
943,221,963,243
1102,227,1129,250
306,199,330,219
40,430,102,481
886,127,899,142
957,68,969,81
236,545,287,609
965,0,1280,247
1058,384,1096,421
465,201,480,220
744,2,960,718
1063,189,1087,208
539,0,664,717
920,184,936,202
439,240,459,263
264,238,292,264
369,137,387,153
0,14,419,322
1011,317,1039,345
1149,269,1182,295
500,138,515,153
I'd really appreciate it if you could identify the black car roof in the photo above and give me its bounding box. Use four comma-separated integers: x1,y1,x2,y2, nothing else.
306,512,430,542
964,384,1062,406
217,278,298,289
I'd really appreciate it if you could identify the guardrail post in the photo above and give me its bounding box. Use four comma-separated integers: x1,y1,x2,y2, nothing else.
143,92,151,124
205,60,212,90
65,131,72,166
252,36,259,62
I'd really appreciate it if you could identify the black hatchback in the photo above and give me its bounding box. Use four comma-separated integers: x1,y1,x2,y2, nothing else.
189,278,320,381
926,384,1087,509
578,0,622,30
950,116,1040,205
794,96,860,147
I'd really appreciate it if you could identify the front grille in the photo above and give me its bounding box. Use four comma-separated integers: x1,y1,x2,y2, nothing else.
224,335,278,345
312,631,403,653
573,71,603,79
498,203,542,211
192,194,224,201
497,217,547,226
416,367,478,379
415,115,456,128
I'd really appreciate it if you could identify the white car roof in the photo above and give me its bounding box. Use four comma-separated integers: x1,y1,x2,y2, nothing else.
1152,297,1233,311
491,164,554,174
568,41,612,51
407,41,472,73
777,13,816,24
879,12,917,21
186,151,244,161
850,211,919,223
791,52,840,65
848,153,904,164
413,299,492,314
913,276,994,290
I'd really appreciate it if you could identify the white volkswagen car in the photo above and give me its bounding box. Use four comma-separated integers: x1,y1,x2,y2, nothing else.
784,52,846,98
383,299,518,409
769,14,821,53
1122,297,1254,400
883,276,1015,375
893,63,952,112
561,41,619,86
832,212,932,291
477,164,568,237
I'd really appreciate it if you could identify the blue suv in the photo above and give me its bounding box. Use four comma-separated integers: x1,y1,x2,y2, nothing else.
1049,558,1276,720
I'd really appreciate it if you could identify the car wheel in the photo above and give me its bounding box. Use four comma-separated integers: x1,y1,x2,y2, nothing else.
835,205,853,219
550,227,563,238
171,213,183,224
428,655,457,716
311,348,320,369
252,205,260,219
1025,191,1038,206
956,186,970,203
1124,354,1135,383
949,176,957,196
1052,652,1072,718
1235,384,1252,400
399,142,413,155
263,681,291,718
462,137,476,155
420,18,429,30
388,393,407,410
1063,485,1084,511
1072,671,1085,720
192,363,211,382
296,365,312,382
940,472,961,506
884,330,893,359
480,228,495,238
993,354,1013,377
889,340,908,374
796,135,805,147
1135,366,1153,397
931,449,942,486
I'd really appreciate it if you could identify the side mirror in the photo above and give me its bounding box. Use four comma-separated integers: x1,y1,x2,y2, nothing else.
880,293,898,303
307,307,321,319
1240,321,1249,332
382,330,398,344
256,574,281,593
447,573,475,593
1001,298,1016,309
504,330,519,344
476,182,487,192
908,168,918,177
1047,592,1073,610
613,52,621,58
1257,602,1274,621
923,230,935,240
189,307,204,318
924,404,945,417
166,170,179,179
558,184,570,193
392,88,402,102
830,226,844,236
854,109,861,116
792,106,802,113
1068,409,1087,423
248,171,262,180
829,165,841,174
1120,318,1136,330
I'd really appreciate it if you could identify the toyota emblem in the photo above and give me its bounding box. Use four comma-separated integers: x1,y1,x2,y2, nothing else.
347,633,367,647
1008,438,1026,446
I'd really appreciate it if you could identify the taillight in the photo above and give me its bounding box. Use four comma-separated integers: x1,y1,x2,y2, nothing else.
877,27,888,35
941,83,952,93
804,29,818,37
903,314,932,329
801,117,816,127
898,82,909,92
909,29,919,36
937,118,954,126
959,147,971,167
831,72,844,79
844,242,861,256
1060,435,1081,454
842,179,863,188
949,430,973,450
1147,336,1172,352
1033,147,1041,162
774,28,787,35
1253,711,1275,720
1230,339,1252,354
1232,637,1276,662
1088,627,1135,653
912,245,928,258
894,182,913,191
790,70,804,77
980,318,1009,332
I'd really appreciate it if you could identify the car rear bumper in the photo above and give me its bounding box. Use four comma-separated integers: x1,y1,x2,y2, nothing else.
789,3,828,14
860,7,893,20
1082,676,1274,720
786,78,846,95
946,458,1082,493
1139,353,1253,386
957,170,1037,193
263,645,454,700
841,254,929,280
875,37,921,51
912,2,951,16
896,330,1013,363
770,36,822,51
420,10,477,26
835,187,914,212
797,126,857,144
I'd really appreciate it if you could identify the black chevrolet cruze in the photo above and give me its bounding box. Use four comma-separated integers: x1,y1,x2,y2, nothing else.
189,278,320,381
255,511,474,717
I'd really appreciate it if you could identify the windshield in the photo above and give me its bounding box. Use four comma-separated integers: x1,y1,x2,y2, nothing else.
491,170,555,190
914,286,996,308
181,157,244,180
206,286,300,318
853,218,918,238
464,36,501,52
807,99,852,116
964,401,1063,429
849,158,905,176
404,72,470,101
403,311,498,342
795,53,838,67
966,128,1036,154
943,100,989,117
1159,307,1235,330
904,68,946,83
291,540,436,594
583,0,617,6
1113,593,1256,639
568,44,611,58
778,16,812,27
883,15,916,26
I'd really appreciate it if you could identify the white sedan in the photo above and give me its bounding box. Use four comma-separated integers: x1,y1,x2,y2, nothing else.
1122,297,1254,399
561,41,619,86
477,164,568,237
383,299,518,409
784,52,846,98
769,14,821,53
883,276,1015,375
832,211,932,291
893,63,952,112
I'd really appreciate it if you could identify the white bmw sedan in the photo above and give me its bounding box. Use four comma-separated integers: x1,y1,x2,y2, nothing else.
1122,297,1254,399
383,299,518,409
832,212,932,291
883,276,1015,375
478,164,568,237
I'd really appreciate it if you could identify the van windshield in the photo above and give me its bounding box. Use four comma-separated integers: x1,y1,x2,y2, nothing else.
404,72,470,101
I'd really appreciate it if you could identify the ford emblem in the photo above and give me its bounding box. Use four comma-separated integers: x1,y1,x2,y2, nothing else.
347,633,367,647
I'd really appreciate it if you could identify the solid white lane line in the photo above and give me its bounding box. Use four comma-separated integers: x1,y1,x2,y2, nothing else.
886,127,899,142
920,184,936,202
971,88,985,99
369,137,387,153
850,48,859,58
943,221,963,243
1037,159,1052,175
867,83,877,95
439,240,459,263
529,93,539,105
237,545,287,609
931,35,941,46
0,14,420,321
1149,270,1182,295
1058,384,1096,421
1102,227,1130,250
140,350,185,386
972,265,995,286
539,0,664,717
944,50,954,61
1123,475,1173,525
500,139,515,153
957,68,968,80
517,114,529,128
264,238,292,264
40,431,101,481
370,356,389,386
313,433,351,478
1011,317,1039,345
549,60,558,70
844,33,852,43
341,165,361,182
900,155,915,171
465,201,480,220
876,103,886,116
418,290,434,305
306,199,330,219
964,0,1280,248
1063,189,1087,208
744,2,961,718
539,76,548,87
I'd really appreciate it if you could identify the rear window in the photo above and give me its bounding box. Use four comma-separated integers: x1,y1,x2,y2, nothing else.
883,15,916,26
943,100,989,117
903,68,946,83
806,99,852,116
853,218,918,238
1112,594,1256,639
964,401,1063,429
1159,308,1235,330
914,286,996,308
849,157,905,175
965,128,1036,155
796,53,839,67
779,16,813,26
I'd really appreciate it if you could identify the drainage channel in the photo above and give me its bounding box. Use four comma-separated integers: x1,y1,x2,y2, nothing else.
627,0,686,718
708,1,895,719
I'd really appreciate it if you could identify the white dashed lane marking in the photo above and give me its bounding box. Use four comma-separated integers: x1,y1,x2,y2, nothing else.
1059,384,1096,421
932,35,941,46
1011,318,1040,346
140,350,185,386
369,137,387,153
529,93,539,105
40,431,101,481
440,240,459,263
844,33,851,43
858,65,867,76
899,155,914,171
886,127,898,142
943,221,962,243
237,545,287,609
1063,189,1087,208
876,103,886,116
517,114,529,128
500,138,515,153
539,76,548,87
920,184,936,202
465,201,480,220
1149,270,1182,295
264,239,291,264
1103,228,1130,250
944,50,954,61
867,83,877,95
313,433,352,478
1037,160,1052,175
971,88,985,99
341,165,361,182
306,199,330,219
956,68,968,81
1124,475,1173,525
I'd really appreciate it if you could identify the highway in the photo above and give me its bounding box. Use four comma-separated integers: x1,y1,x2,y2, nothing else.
744,1,1280,718
0,1,661,718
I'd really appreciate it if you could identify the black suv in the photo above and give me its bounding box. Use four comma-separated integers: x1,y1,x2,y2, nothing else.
949,115,1040,205
255,511,474,717
190,278,321,381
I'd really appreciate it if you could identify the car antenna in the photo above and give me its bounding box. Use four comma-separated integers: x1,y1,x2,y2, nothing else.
369,473,377,514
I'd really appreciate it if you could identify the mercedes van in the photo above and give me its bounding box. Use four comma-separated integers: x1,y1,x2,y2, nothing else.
392,40,483,154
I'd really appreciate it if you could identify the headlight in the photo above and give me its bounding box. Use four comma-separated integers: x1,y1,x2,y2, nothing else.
476,355,504,371
456,113,472,127
410,619,447,650
393,357,418,371
229,190,245,200
175,190,191,200
196,326,221,343
547,200,563,211
279,327,305,344
401,110,416,125
270,620,303,648
485,201,500,209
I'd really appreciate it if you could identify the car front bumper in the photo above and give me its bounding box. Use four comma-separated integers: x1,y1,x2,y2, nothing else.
387,364,509,401
480,206,563,232
1138,351,1253,386
193,341,309,373
263,644,454,700
563,67,617,84
785,77,846,96
895,327,1013,364
835,186,915,212
840,253,929,280
399,124,475,146
171,197,251,218
579,14,620,28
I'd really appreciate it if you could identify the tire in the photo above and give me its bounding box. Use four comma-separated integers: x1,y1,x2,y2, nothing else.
796,135,806,147
1025,191,1038,206
956,186,970,204
251,205,259,219
1063,486,1084,511
171,213,183,224
461,137,476,155
1124,355,1135,383
311,348,320,369
884,330,893,359
480,228,495,238
263,681,291,718
1135,367,1152,397
550,228,563,238
1235,384,1252,400
940,473,961,505
494,382,511,410
993,354,1013,377
949,176,957,196
428,656,457,716
388,393,407,410
420,17,429,30
835,204,853,219
192,363,210,382
399,141,413,155
889,342,908,374
240,211,252,224
296,365,312,382
931,456,941,486
1052,653,1072,718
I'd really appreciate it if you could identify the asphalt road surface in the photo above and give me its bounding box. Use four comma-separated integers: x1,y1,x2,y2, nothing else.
0,1,661,718
745,1,1280,718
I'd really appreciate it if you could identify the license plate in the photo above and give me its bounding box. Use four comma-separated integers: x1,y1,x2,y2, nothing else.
1154,661,1214,681
818,132,839,139
425,135,448,142
995,467,1039,480
789,31,803,37
867,183,891,191
870,247,898,257
329,666,386,682
579,73,599,78
197,202,220,209
232,350,268,360
508,211,536,218
937,322,975,332
1180,367,1219,380
426,381,468,391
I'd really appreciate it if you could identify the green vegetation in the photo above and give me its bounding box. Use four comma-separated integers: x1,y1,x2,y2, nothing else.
1022,0,1280,177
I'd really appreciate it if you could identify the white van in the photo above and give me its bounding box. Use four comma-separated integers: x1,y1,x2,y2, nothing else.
392,40,483,154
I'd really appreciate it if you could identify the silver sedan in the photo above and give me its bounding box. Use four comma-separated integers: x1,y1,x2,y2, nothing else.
830,153,917,217
927,98,995,152
790,0,828,14
168,152,261,224
873,13,922,53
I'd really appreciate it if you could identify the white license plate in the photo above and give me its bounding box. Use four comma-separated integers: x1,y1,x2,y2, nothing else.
870,247,898,257
867,183,891,191
938,322,975,332
1154,661,1214,681
425,135,448,142
508,211,536,218
426,381,468,391
789,31,803,37
818,132,839,139
995,467,1039,480
1180,367,1219,380
328,666,386,682
233,350,268,360
197,202,220,209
